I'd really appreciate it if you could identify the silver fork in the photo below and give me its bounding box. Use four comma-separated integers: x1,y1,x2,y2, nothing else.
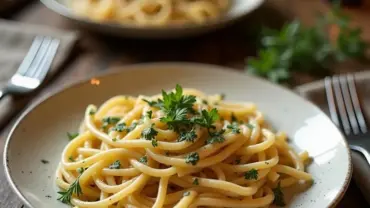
0,36,60,100
325,74,370,164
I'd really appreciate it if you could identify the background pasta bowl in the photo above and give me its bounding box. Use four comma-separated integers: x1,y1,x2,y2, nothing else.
40,0,265,38
3,63,351,207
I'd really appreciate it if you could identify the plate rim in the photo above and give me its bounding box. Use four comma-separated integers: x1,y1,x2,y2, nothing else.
39,0,266,31
3,62,352,208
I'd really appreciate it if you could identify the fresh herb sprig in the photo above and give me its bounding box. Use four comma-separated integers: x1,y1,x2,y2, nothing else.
57,169,84,204
246,4,367,83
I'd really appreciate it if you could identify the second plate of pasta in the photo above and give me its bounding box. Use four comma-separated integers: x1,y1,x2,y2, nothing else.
40,0,266,38
4,63,351,208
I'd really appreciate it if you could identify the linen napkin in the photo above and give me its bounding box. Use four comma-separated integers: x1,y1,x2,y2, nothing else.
295,71,370,205
0,19,78,129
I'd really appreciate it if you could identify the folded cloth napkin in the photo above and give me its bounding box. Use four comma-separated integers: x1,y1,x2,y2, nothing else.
295,71,370,205
0,19,78,129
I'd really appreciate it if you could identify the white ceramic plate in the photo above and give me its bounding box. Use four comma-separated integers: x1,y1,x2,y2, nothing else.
3,63,351,208
40,0,265,38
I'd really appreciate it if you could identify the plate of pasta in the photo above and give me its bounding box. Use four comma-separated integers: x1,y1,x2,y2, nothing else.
4,63,351,208
39,0,265,38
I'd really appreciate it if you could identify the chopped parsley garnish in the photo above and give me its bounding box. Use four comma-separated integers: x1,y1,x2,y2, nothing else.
127,122,139,132
227,123,241,134
231,113,237,123
89,109,96,115
183,191,190,196
143,99,161,108
67,132,79,141
185,152,199,166
112,123,126,132
102,117,121,129
109,160,121,169
152,139,158,147
244,169,258,180
141,124,158,140
139,156,148,164
206,129,225,144
245,123,254,130
57,169,83,204
192,108,219,129
178,129,197,143
68,156,75,162
273,182,286,206
141,124,158,147
202,100,208,104
112,138,117,142
147,110,152,119
77,167,86,174
193,178,199,185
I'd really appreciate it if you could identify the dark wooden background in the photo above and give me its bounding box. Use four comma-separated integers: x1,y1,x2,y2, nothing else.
1,0,370,207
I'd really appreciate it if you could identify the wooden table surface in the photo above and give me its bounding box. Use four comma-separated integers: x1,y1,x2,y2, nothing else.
1,0,370,207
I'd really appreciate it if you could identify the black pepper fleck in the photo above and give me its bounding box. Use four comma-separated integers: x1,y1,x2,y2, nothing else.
41,159,49,164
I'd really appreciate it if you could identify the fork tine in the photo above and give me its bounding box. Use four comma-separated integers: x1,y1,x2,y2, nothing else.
332,76,352,135
325,77,340,128
347,74,368,134
33,38,60,80
339,75,360,135
16,36,44,75
25,37,52,78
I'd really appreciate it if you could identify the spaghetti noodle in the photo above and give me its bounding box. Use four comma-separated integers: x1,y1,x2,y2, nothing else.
56,85,312,207
68,0,231,26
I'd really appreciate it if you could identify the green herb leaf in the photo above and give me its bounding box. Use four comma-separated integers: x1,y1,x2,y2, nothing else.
146,110,153,119
244,169,258,180
273,182,286,206
185,152,199,166
227,123,241,134
77,167,85,174
112,123,126,132
68,156,75,162
246,6,367,83
207,129,225,144
67,132,79,141
141,125,158,141
139,156,148,164
102,117,121,129
109,160,121,169
89,109,96,115
193,178,199,185
151,139,158,147
143,99,161,108
57,170,83,204
192,108,219,129
178,129,197,143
